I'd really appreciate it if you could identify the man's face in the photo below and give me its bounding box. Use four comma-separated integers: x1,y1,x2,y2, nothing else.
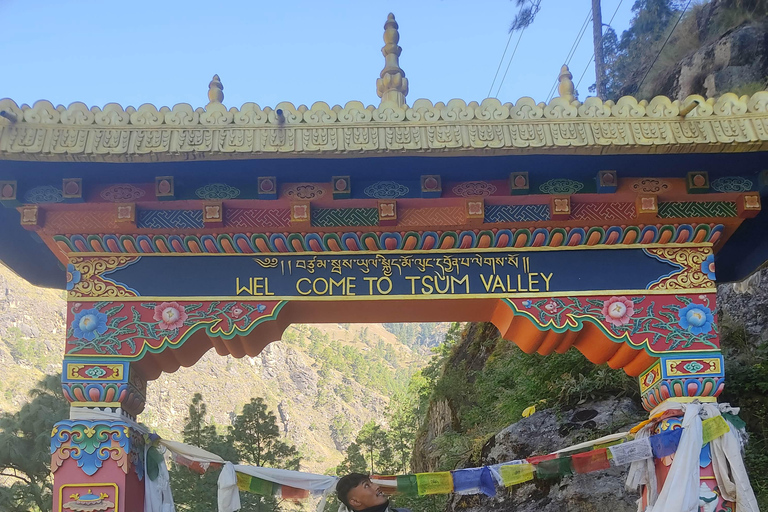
346,479,387,511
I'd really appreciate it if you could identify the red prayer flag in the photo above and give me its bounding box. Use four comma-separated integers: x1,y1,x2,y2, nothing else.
280,485,310,501
571,448,611,474
526,453,558,465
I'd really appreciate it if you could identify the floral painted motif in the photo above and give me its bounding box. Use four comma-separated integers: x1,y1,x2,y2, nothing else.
153,302,188,330
67,263,82,291
72,309,108,341
507,294,719,353
364,181,409,199
601,296,635,326
543,301,559,313
678,303,714,335
701,254,716,280
67,301,282,356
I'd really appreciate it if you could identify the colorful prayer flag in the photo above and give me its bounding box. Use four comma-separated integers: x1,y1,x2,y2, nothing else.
396,475,418,496
609,438,653,465
571,448,611,474
279,485,310,501
499,463,534,486
416,472,453,495
370,475,398,494
535,456,573,479
236,472,277,496
650,428,683,458
525,453,558,465
451,467,496,497
701,416,730,445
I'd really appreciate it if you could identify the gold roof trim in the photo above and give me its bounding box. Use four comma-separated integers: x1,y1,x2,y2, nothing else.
1,91,767,161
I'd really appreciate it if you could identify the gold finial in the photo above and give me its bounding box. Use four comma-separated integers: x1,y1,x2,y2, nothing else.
376,13,409,107
208,74,224,104
557,65,575,102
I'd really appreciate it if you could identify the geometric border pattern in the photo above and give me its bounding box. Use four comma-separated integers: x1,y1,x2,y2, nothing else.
658,201,737,218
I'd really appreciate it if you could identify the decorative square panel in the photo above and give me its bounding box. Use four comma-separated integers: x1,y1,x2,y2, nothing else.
203,201,223,225
639,361,662,395
20,205,42,229
466,199,484,221
258,176,277,199
0,180,17,202
155,176,175,199
421,175,442,198
378,200,397,226
739,194,761,218
332,176,351,199
115,203,135,224
550,196,571,219
597,170,618,193
508,172,529,195
59,483,118,512
661,354,724,379
686,171,710,194
636,194,658,215
62,178,83,200
291,202,310,224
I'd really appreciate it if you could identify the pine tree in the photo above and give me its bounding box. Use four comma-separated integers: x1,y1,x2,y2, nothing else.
0,374,69,512
170,393,235,512
228,398,300,470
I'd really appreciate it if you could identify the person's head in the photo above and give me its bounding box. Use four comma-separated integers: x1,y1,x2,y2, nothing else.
337,473,387,511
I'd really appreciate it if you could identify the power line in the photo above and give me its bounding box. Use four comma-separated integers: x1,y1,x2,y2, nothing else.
494,0,543,98
495,28,528,98
636,0,693,94
546,9,592,102
488,31,516,98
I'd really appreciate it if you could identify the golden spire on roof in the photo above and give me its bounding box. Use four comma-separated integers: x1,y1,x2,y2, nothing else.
208,74,224,104
557,65,575,103
377,13,409,107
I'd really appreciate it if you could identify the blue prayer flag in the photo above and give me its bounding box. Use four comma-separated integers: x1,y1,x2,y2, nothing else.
650,428,683,458
451,467,496,497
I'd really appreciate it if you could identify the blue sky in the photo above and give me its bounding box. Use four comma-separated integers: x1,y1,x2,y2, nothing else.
0,0,633,109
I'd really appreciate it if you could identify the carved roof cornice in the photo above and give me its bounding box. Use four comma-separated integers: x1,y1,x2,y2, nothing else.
1,92,768,162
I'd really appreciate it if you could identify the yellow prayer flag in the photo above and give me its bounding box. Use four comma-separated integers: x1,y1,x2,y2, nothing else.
499,463,535,486
237,472,252,491
702,416,730,445
416,472,453,495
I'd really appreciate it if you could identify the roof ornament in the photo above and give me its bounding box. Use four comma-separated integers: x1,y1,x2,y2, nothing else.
208,74,224,104
557,65,575,103
377,13,409,107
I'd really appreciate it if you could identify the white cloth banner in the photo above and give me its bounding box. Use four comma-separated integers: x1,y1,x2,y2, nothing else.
217,462,338,512
648,403,702,512
144,444,176,512
161,439,226,464
703,405,760,512
609,437,653,466
218,462,241,512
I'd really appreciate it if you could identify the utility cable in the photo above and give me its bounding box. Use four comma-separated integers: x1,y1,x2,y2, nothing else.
488,31,516,98
546,9,592,102
495,0,543,98
635,0,693,94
